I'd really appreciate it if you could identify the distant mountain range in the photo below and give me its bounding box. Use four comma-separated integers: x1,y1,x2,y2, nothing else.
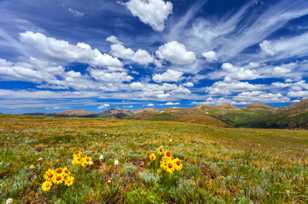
20,99,308,129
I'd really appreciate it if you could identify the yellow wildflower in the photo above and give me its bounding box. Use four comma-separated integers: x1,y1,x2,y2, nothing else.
164,151,172,159
62,167,70,175
85,156,93,165
55,167,64,175
148,153,156,161
165,161,175,174
72,150,93,168
160,159,167,170
64,176,74,187
157,146,164,155
41,180,52,192
43,169,55,181
79,156,88,167
72,156,82,166
53,174,64,185
73,150,82,157
173,158,183,171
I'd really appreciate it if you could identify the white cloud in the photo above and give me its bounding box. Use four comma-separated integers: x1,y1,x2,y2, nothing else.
202,51,217,62
257,62,302,79
183,82,194,87
206,80,264,96
129,82,191,99
0,57,130,92
209,63,259,81
156,41,196,65
129,82,144,90
89,68,133,82
173,0,308,62
288,90,308,98
0,57,64,83
260,40,275,56
275,80,308,99
0,89,99,99
271,66,291,75
208,61,306,82
98,104,110,109
110,43,135,59
271,82,291,89
234,91,290,103
107,36,154,65
20,31,123,69
165,101,180,106
66,70,81,78
147,103,154,107
152,69,183,83
68,8,84,17
126,0,173,32
106,35,123,44
259,32,308,60
132,49,154,65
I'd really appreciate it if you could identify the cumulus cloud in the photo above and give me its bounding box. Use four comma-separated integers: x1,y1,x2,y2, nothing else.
209,63,259,81
20,31,123,69
0,57,64,83
183,82,194,87
208,61,306,82
129,82,191,99
206,80,264,96
107,35,154,65
106,35,123,44
0,56,133,92
126,0,173,32
156,41,196,65
129,82,144,90
0,89,99,99
202,51,217,62
234,91,290,103
279,80,308,99
152,69,183,83
110,43,135,59
132,49,154,65
288,90,308,98
89,68,133,82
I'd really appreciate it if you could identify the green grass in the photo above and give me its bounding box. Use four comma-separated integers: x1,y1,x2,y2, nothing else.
208,108,308,129
0,116,307,203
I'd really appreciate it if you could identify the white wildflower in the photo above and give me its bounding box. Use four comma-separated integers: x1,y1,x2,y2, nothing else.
114,159,119,166
5,198,13,204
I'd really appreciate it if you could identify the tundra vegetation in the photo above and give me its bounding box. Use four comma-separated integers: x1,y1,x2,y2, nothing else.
0,115,307,203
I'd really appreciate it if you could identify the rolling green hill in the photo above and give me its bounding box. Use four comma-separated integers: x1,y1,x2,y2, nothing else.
125,99,308,129
132,108,228,127
27,99,308,129
206,100,308,129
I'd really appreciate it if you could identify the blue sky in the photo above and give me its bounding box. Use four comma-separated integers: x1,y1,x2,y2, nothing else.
0,0,308,113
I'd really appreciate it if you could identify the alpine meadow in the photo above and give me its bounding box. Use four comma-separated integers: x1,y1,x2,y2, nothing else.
1,0,308,203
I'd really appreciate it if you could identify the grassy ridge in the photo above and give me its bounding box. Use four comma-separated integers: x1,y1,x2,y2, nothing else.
205,100,308,129
0,116,307,203
133,109,228,127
